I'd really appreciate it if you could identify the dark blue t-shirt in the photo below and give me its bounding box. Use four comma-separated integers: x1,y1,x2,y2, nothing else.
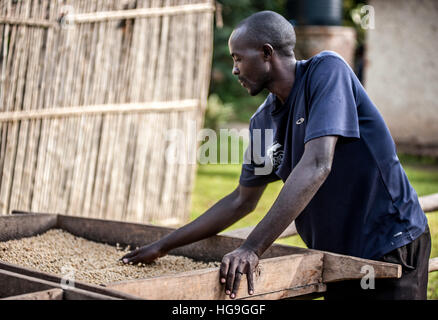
239,51,428,260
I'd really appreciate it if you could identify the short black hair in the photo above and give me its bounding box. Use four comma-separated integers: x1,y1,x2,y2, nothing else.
235,11,296,57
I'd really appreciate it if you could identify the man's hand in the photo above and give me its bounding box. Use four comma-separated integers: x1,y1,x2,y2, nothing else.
219,246,259,299
121,242,165,265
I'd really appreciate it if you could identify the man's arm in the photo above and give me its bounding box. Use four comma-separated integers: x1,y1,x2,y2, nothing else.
220,135,338,299
122,183,267,264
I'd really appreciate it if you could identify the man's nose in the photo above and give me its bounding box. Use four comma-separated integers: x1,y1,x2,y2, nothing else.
232,65,239,75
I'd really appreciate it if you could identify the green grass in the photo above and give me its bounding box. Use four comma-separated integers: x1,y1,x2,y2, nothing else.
190,139,438,299
399,156,438,300
402,163,438,300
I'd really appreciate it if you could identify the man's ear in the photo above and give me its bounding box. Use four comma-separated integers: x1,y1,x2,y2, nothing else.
262,44,274,60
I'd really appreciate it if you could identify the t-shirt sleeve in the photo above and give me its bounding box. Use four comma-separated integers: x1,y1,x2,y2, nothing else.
239,122,281,187
304,56,360,144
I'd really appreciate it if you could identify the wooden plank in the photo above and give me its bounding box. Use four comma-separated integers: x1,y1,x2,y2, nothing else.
0,261,140,300
419,193,438,213
0,269,119,300
0,213,57,242
107,252,324,300
241,283,326,300
287,289,326,300
62,288,119,301
0,269,55,299
221,222,297,240
2,289,63,300
429,257,438,273
321,251,402,283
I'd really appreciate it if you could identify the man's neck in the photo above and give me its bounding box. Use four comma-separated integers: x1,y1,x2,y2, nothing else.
267,58,297,104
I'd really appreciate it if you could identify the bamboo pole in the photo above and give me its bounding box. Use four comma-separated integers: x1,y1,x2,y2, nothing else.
430,257,438,273
90,0,117,219
57,0,79,214
0,101,198,124
184,0,213,224
160,0,180,224
41,1,64,213
181,0,201,223
37,0,66,213
87,0,109,218
0,2,8,200
0,1,9,107
0,2,215,26
17,1,49,211
124,0,149,222
30,0,58,211
139,0,165,223
9,0,34,212
168,2,187,224
0,17,56,28
101,0,127,221
0,2,14,213
126,0,147,221
419,193,438,213
66,2,215,24
41,0,74,213
0,0,25,214
97,3,117,219
52,0,74,213
147,0,172,224
100,0,130,221
70,0,102,217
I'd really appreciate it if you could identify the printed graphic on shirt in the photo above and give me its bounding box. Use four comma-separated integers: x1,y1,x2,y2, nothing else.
296,117,305,125
267,142,284,170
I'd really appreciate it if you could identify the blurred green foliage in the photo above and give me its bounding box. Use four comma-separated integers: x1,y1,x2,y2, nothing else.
210,0,286,123
204,94,235,131
343,0,368,46
208,0,367,123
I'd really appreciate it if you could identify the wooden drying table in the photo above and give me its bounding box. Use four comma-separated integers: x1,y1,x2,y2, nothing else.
0,212,401,300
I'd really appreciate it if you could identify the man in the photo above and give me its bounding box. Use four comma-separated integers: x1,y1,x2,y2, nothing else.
122,11,431,300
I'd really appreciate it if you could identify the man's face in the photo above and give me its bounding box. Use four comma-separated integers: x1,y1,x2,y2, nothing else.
228,28,270,96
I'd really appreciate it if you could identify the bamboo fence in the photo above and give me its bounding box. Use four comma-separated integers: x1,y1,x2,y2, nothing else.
0,0,215,226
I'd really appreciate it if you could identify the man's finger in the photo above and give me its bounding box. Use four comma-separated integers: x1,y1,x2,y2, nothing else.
247,269,255,295
122,255,135,264
231,270,243,299
219,257,230,284
121,253,135,263
122,252,142,264
225,261,238,295
121,249,139,260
